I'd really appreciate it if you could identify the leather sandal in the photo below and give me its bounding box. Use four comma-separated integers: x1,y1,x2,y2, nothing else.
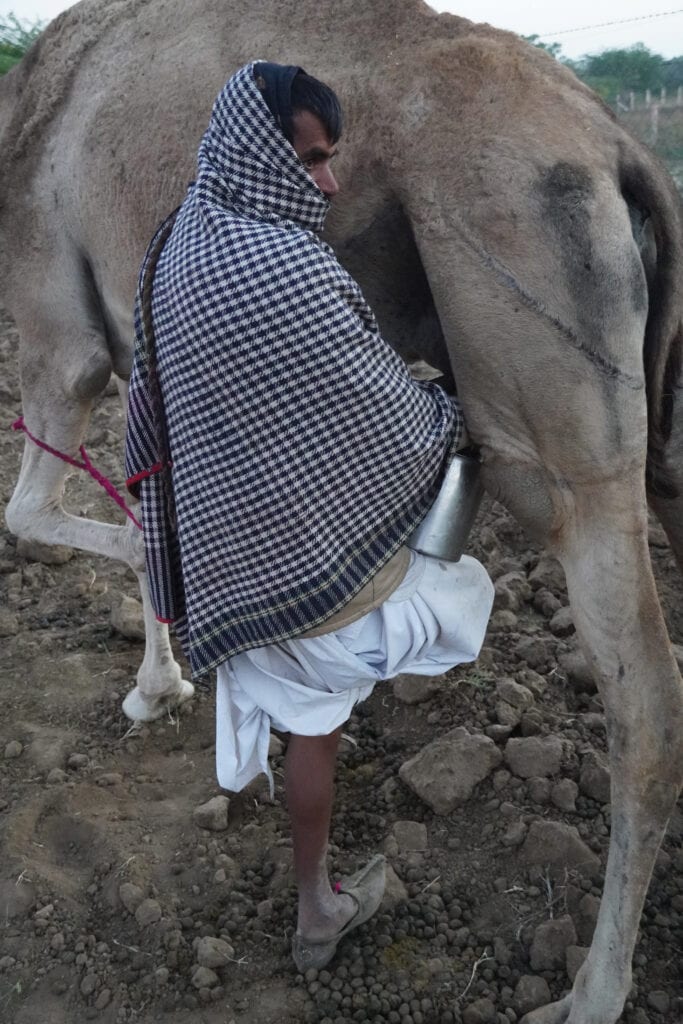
292,854,386,971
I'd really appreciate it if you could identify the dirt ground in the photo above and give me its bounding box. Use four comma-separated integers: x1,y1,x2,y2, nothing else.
0,305,681,1024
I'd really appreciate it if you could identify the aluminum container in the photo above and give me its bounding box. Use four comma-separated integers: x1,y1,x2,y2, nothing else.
407,452,484,562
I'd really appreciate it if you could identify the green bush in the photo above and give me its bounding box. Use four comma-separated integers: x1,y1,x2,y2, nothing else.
0,12,44,75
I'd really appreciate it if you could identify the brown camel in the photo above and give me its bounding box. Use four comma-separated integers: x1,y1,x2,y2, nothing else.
1,1,682,1021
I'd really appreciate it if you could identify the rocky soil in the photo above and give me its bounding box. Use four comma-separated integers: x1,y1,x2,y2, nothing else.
0,307,681,1024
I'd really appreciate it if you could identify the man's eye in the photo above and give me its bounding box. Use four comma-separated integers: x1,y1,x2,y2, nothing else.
303,158,316,169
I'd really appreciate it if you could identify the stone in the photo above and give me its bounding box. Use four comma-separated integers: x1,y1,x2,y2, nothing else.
529,915,578,971
504,736,563,779
264,845,294,893
513,975,552,1015
196,936,235,969
193,795,230,831
528,555,565,593
549,606,575,637
392,820,428,852
256,898,273,918
574,892,601,945
380,864,408,910
486,724,513,743
521,820,601,879
68,753,89,769
579,753,611,804
135,898,162,927
463,997,497,1024
46,767,68,784
558,650,596,694
496,677,534,710
493,935,512,965
527,777,552,805
97,772,123,786
501,820,527,847
648,522,669,548
110,593,145,640
493,572,531,613
95,988,112,1010
566,944,589,982
80,973,98,996
646,991,670,1014
496,701,522,728
17,538,73,565
192,965,219,989
551,778,578,812
399,728,502,815
119,883,144,914
533,588,561,618
578,712,605,733
393,673,440,705
489,610,518,632
0,609,19,637
512,636,552,672
516,668,547,698
4,740,23,759
519,711,544,736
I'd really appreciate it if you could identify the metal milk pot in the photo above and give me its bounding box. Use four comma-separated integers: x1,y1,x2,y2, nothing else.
407,451,484,562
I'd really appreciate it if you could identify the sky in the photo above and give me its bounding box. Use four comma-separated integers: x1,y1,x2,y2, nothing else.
2,0,682,60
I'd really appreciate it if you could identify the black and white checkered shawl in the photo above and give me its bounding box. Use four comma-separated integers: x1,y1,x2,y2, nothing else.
125,62,463,678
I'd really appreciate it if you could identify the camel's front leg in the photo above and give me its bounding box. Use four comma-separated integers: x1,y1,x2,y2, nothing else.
113,378,194,719
6,396,193,720
522,475,683,1024
121,568,194,719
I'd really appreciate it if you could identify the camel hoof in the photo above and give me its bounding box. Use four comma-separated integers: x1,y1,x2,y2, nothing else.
122,679,195,721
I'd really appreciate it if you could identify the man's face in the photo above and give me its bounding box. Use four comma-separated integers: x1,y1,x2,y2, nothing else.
291,109,340,199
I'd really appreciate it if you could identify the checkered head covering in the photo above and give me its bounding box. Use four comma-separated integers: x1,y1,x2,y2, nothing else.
125,62,462,677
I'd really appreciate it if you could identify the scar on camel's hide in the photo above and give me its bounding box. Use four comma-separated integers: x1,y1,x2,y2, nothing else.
0,2,682,1024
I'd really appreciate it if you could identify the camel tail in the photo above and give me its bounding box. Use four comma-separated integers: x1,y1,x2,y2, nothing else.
620,148,683,500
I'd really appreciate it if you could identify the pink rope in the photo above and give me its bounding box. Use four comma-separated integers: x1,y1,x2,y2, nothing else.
12,415,142,531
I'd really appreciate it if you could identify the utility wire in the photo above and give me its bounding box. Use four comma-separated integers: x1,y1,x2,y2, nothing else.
538,8,683,38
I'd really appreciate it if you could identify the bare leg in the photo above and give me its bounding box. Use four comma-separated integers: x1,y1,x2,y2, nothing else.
285,729,356,939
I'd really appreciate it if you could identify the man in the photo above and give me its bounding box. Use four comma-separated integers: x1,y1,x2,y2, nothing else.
126,62,493,971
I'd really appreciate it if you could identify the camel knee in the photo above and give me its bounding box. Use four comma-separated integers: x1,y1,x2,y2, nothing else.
64,346,112,401
5,483,61,541
19,326,112,404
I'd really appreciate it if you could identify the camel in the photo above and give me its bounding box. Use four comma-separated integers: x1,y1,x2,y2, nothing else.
1,0,682,1020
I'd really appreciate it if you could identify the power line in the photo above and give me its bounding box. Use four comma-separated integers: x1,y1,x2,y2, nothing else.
538,8,683,39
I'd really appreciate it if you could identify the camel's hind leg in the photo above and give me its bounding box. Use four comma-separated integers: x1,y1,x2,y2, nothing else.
5,312,192,720
521,474,683,1024
423,175,683,1023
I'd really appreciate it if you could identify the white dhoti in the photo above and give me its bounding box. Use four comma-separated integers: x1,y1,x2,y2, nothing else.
215,551,493,792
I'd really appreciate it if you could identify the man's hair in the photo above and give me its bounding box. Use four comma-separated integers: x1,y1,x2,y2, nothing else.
286,72,343,144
